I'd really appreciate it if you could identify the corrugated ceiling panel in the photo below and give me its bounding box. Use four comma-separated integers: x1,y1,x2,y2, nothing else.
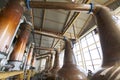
46,10,67,23
78,13,90,21
93,0,109,4
41,36,54,47
33,18,42,28
33,9,43,17
66,19,85,34
34,34,40,39
74,19,86,28
44,20,64,32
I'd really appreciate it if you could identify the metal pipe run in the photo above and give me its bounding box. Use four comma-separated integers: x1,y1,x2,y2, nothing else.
51,50,60,71
48,53,54,70
34,30,64,39
0,0,24,53
26,43,34,69
29,1,91,12
8,22,31,70
44,56,51,72
36,52,52,60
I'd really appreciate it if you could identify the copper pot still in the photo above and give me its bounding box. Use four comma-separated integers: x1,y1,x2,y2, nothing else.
0,0,24,53
46,50,60,80
9,22,31,61
57,38,87,80
91,5,120,80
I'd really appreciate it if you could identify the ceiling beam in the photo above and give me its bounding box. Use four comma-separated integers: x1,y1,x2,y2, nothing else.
52,0,90,50
41,10,46,29
35,28,61,34
35,46,55,51
51,38,55,48
73,24,77,39
36,52,53,58
77,15,92,38
38,35,42,54
53,39,60,48
41,0,46,30
34,30,64,39
63,12,71,29
62,12,80,35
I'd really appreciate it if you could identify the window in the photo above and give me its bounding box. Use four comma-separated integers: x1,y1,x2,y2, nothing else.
74,28,102,72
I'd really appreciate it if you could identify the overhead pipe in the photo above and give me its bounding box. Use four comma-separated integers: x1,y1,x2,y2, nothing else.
48,53,54,71
36,52,53,59
90,5,120,80
0,0,24,53
26,43,34,69
44,56,51,72
34,30,64,39
57,38,87,80
47,49,60,80
28,1,91,12
8,22,31,70
37,55,49,60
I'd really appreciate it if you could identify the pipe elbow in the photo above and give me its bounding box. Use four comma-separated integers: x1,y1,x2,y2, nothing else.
93,4,110,14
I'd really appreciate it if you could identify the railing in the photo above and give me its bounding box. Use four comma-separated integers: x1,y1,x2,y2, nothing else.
0,71,24,80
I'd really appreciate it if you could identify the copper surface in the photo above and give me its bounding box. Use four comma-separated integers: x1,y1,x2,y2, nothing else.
57,39,87,80
9,23,31,61
51,50,60,72
91,5,120,80
0,0,24,52
27,43,34,66
46,50,60,80
31,55,36,67
30,1,90,11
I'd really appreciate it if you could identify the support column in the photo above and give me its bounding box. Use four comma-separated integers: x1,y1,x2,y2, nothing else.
8,22,31,71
